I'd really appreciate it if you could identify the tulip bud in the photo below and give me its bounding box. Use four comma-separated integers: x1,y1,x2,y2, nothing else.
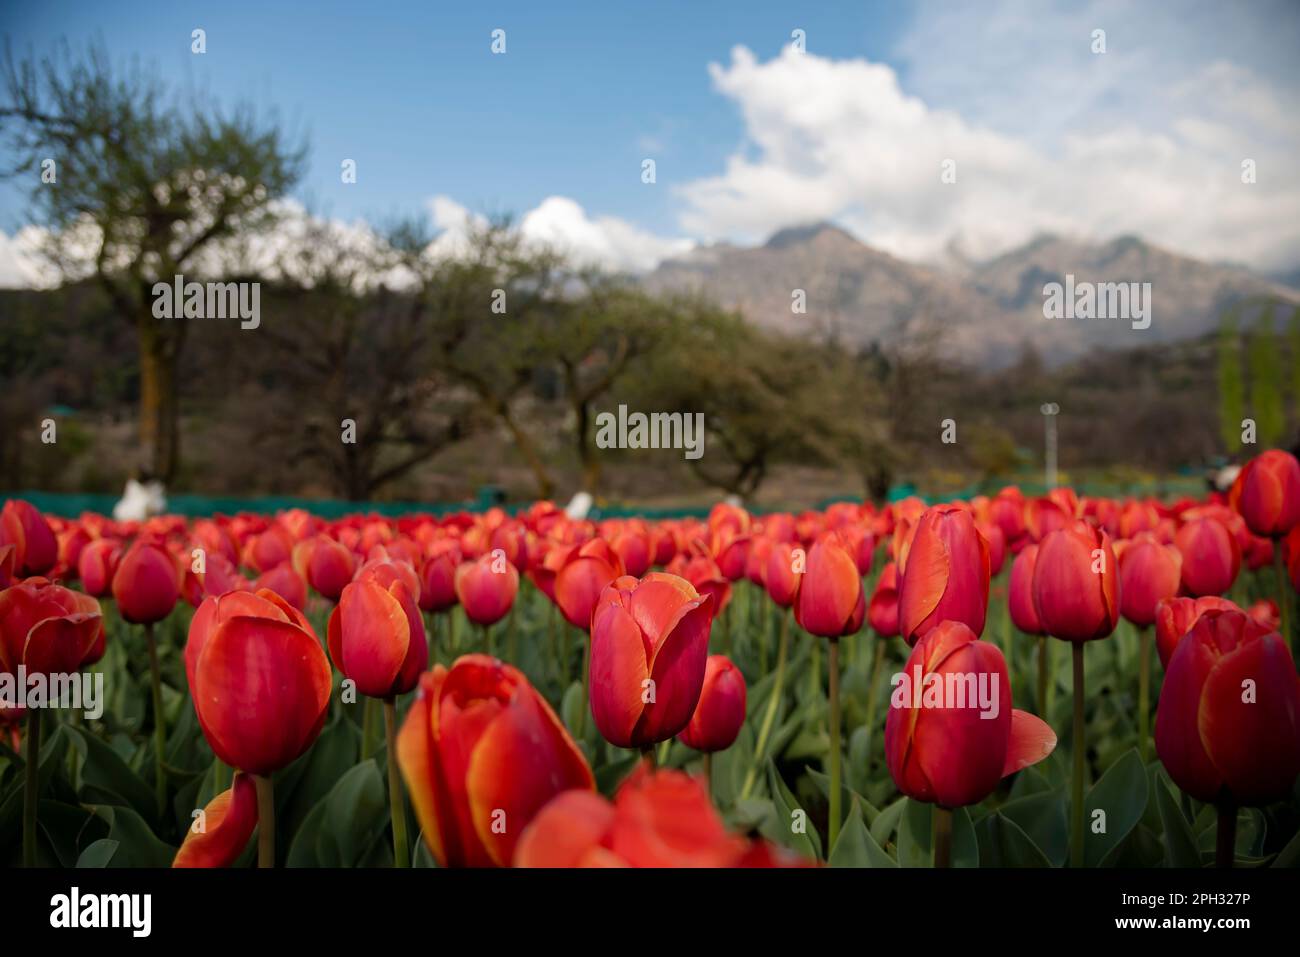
1155,610,1300,805
898,505,990,645
1032,521,1120,642
0,578,104,680
884,621,1055,808
77,538,122,598
454,552,519,626
794,540,864,638
0,499,58,576
1118,533,1182,628
764,541,802,609
327,577,427,697
678,655,747,753
1007,545,1043,635
397,655,594,867
553,539,623,629
1231,449,1300,538
187,589,332,775
112,539,181,624
306,536,356,601
589,572,714,748
867,561,900,638
418,540,461,613
1153,596,1239,669
1175,517,1241,597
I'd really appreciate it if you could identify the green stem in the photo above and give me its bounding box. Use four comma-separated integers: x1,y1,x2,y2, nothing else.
384,699,410,868
22,710,41,867
1036,636,1048,717
144,621,167,816
1275,546,1293,656
1070,641,1086,868
739,610,790,799
484,623,494,658
579,628,591,738
1138,627,1151,764
361,696,379,760
933,805,952,868
828,637,842,854
1215,800,1237,869
861,639,887,768
254,774,275,868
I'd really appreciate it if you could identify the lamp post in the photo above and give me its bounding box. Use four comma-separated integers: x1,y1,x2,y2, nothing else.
1040,403,1059,489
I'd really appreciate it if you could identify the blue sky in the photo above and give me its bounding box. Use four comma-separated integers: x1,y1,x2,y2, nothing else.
2,0,1298,276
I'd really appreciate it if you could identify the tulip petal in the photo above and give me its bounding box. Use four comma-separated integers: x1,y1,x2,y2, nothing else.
173,773,258,867
1002,709,1057,777
23,613,101,676
514,789,614,867
638,593,713,743
590,604,650,748
335,579,409,697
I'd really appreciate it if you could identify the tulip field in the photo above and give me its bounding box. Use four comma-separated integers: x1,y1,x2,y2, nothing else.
2,448,1299,871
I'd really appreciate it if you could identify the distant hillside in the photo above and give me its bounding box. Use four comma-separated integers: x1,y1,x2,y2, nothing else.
643,224,1300,366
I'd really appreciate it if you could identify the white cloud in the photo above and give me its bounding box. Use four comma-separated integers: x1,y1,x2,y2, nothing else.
675,7,1300,270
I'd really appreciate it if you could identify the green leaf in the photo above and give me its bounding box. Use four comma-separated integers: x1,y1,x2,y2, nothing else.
67,726,159,826
1154,774,1201,868
897,798,931,867
829,798,896,868
86,805,176,867
560,681,584,735
287,759,387,867
766,760,821,859
412,834,440,868
998,790,1069,867
1084,748,1148,867
76,839,120,868
978,812,1052,867
870,797,907,848
951,806,980,868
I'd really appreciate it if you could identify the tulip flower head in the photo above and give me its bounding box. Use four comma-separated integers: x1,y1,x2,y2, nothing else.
678,654,747,753
1032,521,1120,642
589,572,714,749
898,504,990,646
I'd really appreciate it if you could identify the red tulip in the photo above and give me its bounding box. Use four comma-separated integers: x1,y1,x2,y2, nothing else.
1032,521,1120,642
553,539,624,629
1175,517,1241,597
589,572,714,748
764,541,803,609
327,577,427,697
867,561,900,638
1231,449,1300,538
1153,595,1241,670
305,536,356,601
418,540,461,613
187,588,332,775
1007,545,1043,635
111,539,181,624
77,539,122,598
254,561,307,611
898,505,990,646
454,552,519,626
884,621,1055,808
1246,598,1280,633
397,654,593,867
172,773,258,868
794,540,864,638
678,655,747,753
1118,533,1182,628
668,551,732,616
1155,609,1300,805
0,577,103,681
0,500,57,576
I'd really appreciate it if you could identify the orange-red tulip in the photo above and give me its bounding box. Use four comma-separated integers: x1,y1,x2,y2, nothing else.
187,589,331,775
397,654,593,867
898,504,989,646
1032,521,1119,642
794,540,864,638
112,539,181,624
764,541,803,609
418,540,461,613
1155,609,1300,805
454,552,519,626
0,577,103,681
589,572,714,748
885,621,1056,808
553,539,623,628
1231,449,1300,538
172,773,258,868
305,535,356,601
328,577,427,697
678,654,747,753
867,561,900,638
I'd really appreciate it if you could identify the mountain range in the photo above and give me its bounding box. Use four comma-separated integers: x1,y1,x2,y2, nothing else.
641,224,1300,366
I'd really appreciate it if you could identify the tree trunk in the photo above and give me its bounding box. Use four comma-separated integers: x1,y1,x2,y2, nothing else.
574,400,601,493
137,320,181,484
